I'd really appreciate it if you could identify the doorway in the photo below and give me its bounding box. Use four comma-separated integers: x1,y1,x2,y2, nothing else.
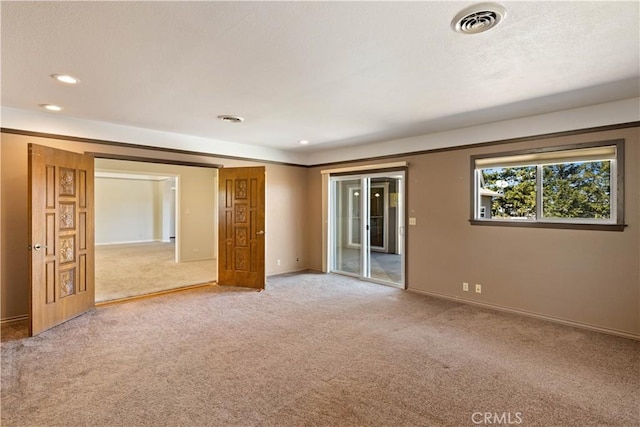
330,171,405,287
25,145,266,336
93,159,218,302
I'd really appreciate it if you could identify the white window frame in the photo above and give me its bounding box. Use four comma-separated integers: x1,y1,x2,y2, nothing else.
470,140,625,231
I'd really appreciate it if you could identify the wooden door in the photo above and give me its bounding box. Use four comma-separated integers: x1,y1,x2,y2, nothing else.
218,167,265,289
29,144,95,336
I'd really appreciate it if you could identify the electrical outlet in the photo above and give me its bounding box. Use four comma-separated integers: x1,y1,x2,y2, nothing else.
277,259,281,266
463,282,469,292
475,284,482,294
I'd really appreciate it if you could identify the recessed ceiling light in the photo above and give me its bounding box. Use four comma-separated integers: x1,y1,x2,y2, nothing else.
40,104,63,112
298,140,310,145
452,3,506,34
51,74,80,84
217,115,244,123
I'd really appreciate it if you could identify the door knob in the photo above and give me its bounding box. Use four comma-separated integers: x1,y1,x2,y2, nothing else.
256,230,265,235
33,243,47,251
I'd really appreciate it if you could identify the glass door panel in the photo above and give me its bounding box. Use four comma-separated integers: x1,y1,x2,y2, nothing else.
368,175,402,285
369,183,387,250
347,185,361,247
331,172,404,287
333,179,362,276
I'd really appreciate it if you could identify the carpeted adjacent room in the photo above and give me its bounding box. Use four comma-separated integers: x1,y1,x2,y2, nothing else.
1,272,638,426
95,241,216,302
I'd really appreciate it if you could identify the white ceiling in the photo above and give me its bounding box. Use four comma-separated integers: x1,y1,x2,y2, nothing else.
2,1,639,163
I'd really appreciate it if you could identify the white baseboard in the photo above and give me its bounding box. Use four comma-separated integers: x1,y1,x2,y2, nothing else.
408,288,640,341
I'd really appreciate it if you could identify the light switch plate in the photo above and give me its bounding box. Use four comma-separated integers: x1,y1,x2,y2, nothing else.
409,217,417,225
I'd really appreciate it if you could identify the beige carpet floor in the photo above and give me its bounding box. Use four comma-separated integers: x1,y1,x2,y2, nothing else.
2,272,638,426
95,241,216,302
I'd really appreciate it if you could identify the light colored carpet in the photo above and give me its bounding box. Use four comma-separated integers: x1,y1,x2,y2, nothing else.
95,241,216,302
2,272,638,426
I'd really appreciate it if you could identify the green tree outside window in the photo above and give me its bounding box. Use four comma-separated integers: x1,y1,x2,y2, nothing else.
481,161,611,220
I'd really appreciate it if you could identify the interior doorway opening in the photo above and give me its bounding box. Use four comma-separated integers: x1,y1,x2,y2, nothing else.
94,159,217,302
329,170,405,288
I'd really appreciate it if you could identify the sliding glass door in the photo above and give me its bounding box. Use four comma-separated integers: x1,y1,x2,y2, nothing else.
331,171,405,288
333,178,363,276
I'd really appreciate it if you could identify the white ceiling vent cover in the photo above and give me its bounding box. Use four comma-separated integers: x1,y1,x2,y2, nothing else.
452,3,506,34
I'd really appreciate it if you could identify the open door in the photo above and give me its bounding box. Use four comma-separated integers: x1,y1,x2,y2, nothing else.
218,167,265,289
28,144,95,336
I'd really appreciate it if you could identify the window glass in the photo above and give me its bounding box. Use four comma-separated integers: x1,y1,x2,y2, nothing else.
472,142,622,228
542,161,611,220
481,166,536,220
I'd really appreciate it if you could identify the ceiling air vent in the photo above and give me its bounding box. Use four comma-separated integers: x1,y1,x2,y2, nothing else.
217,115,244,123
452,3,506,34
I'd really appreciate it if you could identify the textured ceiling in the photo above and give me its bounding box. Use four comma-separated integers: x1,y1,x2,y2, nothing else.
2,1,639,154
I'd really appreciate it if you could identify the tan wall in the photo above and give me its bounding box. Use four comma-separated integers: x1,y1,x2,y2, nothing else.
4,126,637,335
0,132,308,320
265,165,309,275
308,127,640,337
153,180,163,242
1,136,30,321
0,136,2,321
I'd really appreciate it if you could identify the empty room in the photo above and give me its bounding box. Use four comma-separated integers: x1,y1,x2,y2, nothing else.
1,2,638,426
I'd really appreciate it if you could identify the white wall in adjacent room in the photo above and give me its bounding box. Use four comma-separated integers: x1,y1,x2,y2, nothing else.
95,177,161,244
162,178,176,242
94,159,217,263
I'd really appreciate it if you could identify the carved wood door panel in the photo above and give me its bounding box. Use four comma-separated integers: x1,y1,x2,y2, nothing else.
218,167,265,289
29,144,95,336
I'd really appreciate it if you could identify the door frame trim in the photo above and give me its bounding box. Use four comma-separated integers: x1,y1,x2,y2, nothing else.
92,154,220,300
321,161,408,273
325,168,407,289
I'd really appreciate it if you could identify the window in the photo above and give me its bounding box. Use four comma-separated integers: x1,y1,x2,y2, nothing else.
471,140,625,230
